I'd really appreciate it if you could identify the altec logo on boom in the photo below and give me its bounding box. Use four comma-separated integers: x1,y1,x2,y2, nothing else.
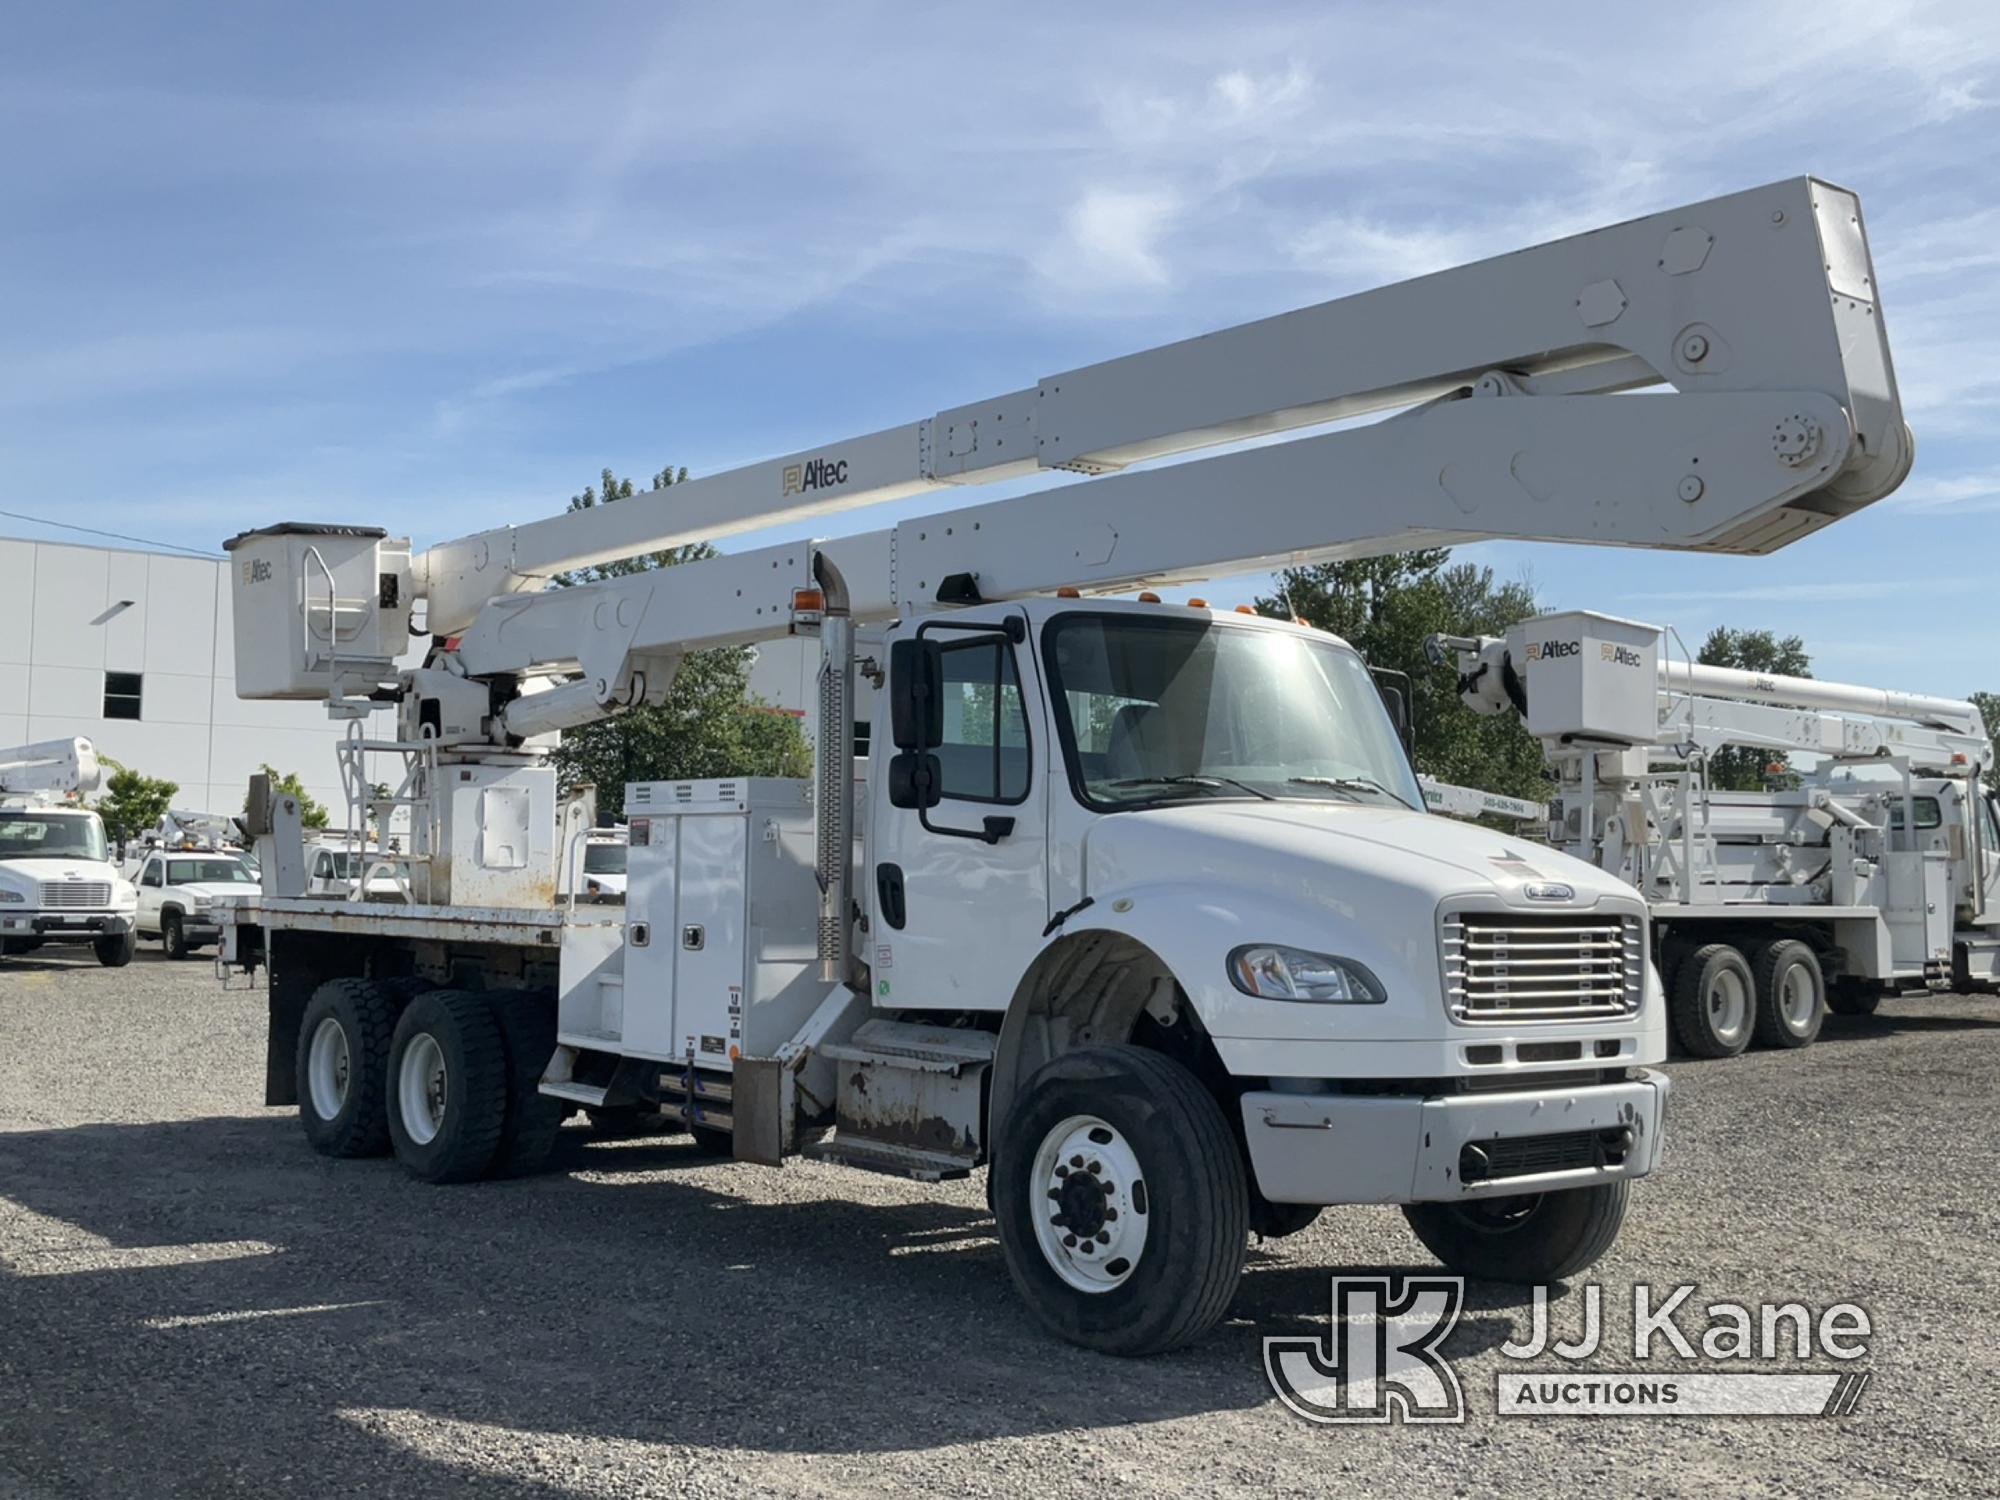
781,456,849,498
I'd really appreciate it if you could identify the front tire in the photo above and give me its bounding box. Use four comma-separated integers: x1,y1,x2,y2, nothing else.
1751,939,1825,1049
94,930,136,968
386,990,509,1183
993,1044,1247,1356
296,978,398,1157
1403,1182,1629,1283
1670,943,1754,1058
163,912,192,960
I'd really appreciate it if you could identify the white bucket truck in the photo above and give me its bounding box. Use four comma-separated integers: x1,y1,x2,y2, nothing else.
0,738,138,966
217,177,1911,1351
1438,611,1996,1056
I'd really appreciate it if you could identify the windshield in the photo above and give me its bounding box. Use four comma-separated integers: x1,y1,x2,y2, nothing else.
1044,615,1425,811
583,843,627,875
167,858,255,885
0,810,109,862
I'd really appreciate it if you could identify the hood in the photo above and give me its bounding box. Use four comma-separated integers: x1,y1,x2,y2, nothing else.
179,883,255,902
1083,799,1634,911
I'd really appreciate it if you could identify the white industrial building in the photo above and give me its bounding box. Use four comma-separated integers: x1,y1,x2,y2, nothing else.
0,534,385,817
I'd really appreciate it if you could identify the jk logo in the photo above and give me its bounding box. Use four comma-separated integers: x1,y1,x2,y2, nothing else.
1265,1276,1465,1424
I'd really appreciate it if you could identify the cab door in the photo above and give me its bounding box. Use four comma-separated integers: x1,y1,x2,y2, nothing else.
136,857,164,932
869,611,1049,1013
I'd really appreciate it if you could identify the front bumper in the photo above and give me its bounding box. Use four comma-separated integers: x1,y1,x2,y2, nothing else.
2,912,136,939
1241,1070,1669,1206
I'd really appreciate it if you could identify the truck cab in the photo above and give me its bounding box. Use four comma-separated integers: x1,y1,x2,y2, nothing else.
133,848,258,958
0,802,138,966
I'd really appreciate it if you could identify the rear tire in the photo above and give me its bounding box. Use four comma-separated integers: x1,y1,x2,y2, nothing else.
94,930,136,968
486,991,565,1177
1670,943,1754,1058
585,1106,681,1139
993,1044,1247,1356
296,978,397,1157
1403,1182,1628,1283
386,990,509,1183
163,912,191,960
1750,939,1825,1048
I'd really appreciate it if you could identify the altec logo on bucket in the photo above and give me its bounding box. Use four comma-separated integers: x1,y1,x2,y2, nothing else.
1522,639,1579,662
1266,1277,1872,1424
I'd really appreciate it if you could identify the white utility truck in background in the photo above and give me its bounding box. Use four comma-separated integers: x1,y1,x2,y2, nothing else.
131,846,259,959
0,738,138,966
218,176,1908,1352
1437,614,1996,1057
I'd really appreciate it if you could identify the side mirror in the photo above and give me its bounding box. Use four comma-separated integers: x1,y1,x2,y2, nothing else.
890,637,944,750
1370,666,1416,760
888,750,943,810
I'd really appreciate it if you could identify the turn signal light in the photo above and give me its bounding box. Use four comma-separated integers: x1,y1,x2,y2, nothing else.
791,588,825,613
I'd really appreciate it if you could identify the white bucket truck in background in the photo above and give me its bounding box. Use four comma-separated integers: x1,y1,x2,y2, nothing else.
0,738,138,967
1438,611,1997,1057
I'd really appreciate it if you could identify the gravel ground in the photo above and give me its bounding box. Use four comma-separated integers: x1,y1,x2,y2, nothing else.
1,947,1996,1498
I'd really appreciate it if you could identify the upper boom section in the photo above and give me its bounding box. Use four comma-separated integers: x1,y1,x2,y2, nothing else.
419,175,1907,634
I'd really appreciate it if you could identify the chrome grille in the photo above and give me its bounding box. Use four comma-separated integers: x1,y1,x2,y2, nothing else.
41,881,112,909
1442,911,1642,1022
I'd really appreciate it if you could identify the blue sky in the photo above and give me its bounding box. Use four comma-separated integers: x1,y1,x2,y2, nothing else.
3,3,1996,696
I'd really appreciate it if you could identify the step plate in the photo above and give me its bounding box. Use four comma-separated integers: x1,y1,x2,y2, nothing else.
801,1135,975,1183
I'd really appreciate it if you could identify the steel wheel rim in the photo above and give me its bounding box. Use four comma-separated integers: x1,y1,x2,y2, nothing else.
1708,969,1749,1044
306,1017,350,1121
1780,962,1818,1030
1029,1113,1150,1294
398,1033,448,1146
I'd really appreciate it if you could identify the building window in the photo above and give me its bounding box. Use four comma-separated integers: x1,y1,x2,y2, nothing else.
103,671,143,721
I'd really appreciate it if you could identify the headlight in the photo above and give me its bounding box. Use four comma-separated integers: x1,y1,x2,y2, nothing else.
0,890,22,904
192,895,216,910
1228,944,1385,1003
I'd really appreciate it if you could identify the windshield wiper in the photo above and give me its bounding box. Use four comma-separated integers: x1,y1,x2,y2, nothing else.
1286,775,1418,810
1109,774,1275,802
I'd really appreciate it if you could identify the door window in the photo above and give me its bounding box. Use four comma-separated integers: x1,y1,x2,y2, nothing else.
935,638,1031,804
140,861,162,888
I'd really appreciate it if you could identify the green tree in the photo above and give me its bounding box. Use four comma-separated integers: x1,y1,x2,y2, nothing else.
1696,627,1812,790
1973,691,1999,793
95,765,179,846
1256,551,1549,806
249,765,330,830
548,465,812,817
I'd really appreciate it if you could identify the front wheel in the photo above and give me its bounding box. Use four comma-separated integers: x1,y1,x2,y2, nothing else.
1403,1182,1629,1284
94,930,136,968
163,913,191,960
993,1044,1247,1356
